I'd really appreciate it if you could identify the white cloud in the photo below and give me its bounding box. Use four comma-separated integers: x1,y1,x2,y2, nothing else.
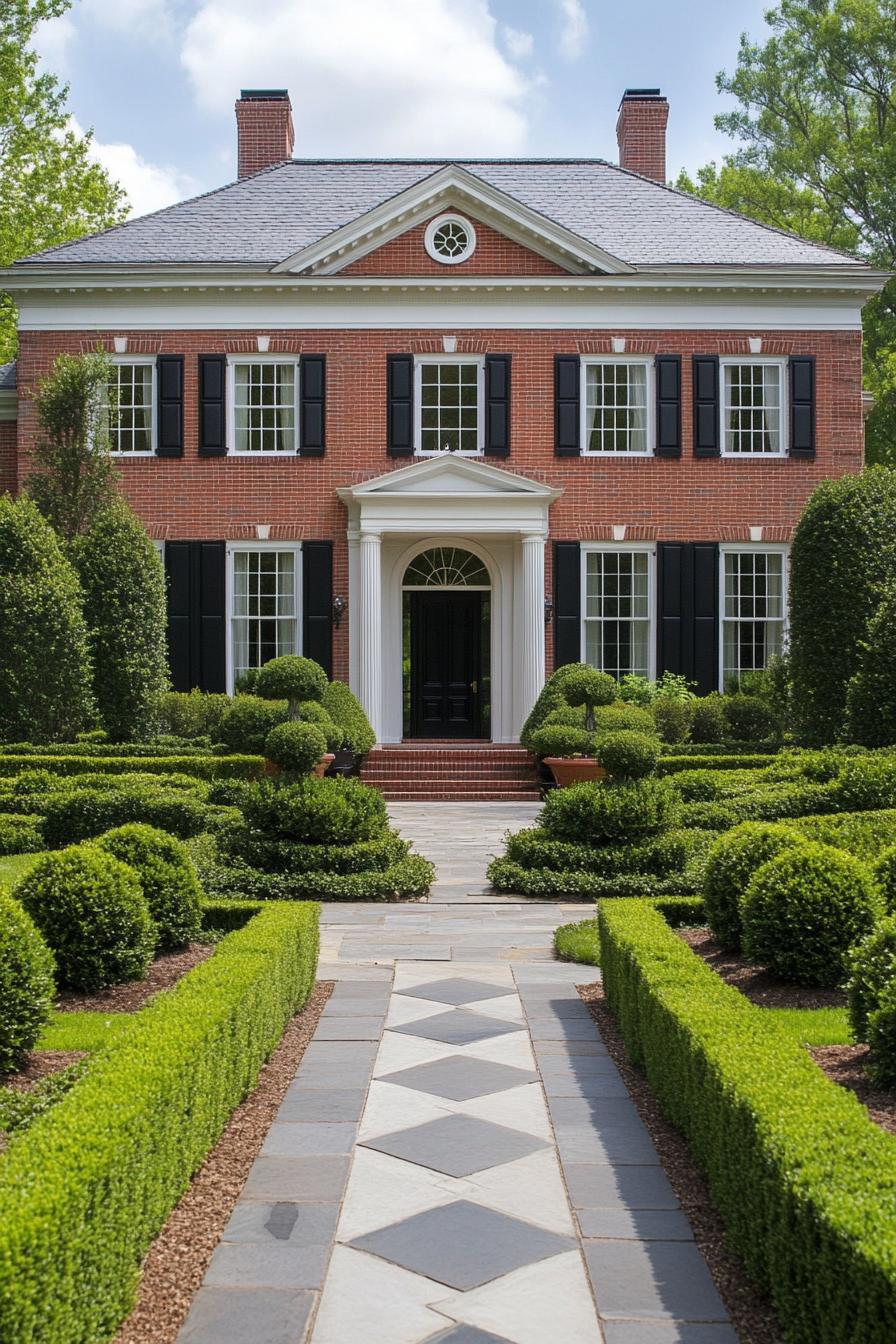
555,0,588,61
181,0,534,156
34,13,78,78
79,0,175,41
502,25,534,60
69,118,197,218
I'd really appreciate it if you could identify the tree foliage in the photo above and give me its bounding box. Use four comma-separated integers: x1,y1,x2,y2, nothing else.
0,0,127,360
677,0,896,462
845,586,896,745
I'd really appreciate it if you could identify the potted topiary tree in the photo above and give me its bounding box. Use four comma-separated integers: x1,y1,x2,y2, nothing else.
254,656,334,776
264,721,331,779
535,667,617,787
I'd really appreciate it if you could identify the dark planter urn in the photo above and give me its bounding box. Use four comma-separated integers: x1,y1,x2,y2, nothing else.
543,757,608,788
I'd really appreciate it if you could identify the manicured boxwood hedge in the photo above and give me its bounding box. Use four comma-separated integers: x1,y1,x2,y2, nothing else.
0,754,262,780
598,899,896,1344
0,900,319,1344
657,752,778,772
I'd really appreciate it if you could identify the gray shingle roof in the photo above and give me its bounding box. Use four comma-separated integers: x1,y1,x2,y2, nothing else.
15,159,863,270
0,361,16,391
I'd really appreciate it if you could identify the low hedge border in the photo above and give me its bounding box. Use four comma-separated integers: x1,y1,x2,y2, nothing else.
0,754,263,780
0,899,319,1343
657,754,779,774
204,854,434,902
488,859,696,899
598,898,896,1344
658,742,780,758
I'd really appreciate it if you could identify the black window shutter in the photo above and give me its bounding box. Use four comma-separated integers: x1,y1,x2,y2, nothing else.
302,541,333,678
484,354,511,458
553,541,581,668
156,355,184,457
657,541,718,694
692,356,720,457
789,355,816,459
654,355,681,458
387,354,414,457
554,355,581,456
299,355,326,457
198,355,226,456
164,541,226,691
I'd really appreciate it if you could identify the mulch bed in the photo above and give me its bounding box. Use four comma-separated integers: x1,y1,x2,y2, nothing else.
57,943,215,1014
677,928,846,1010
578,982,784,1344
3,1050,86,1092
810,1045,896,1136
113,981,333,1344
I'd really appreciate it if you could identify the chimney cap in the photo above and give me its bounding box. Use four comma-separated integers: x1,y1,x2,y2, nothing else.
239,88,291,102
619,87,665,105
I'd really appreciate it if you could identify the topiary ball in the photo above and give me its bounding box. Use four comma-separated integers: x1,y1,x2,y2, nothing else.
560,667,617,711
702,822,807,952
264,721,329,775
297,701,344,751
255,656,328,710
847,917,896,1042
530,724,595,759
542,777,679,845
835,756,896,813
596,731,659,780
95,823,202,951
0,890,56,1073
722,693,779,742
14,845,156,991
741,842,883,988
241,776,388,845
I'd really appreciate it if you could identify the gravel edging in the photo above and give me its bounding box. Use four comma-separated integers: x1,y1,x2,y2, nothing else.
677,928,845,1010
577,982,785,1344
113,980,334,1344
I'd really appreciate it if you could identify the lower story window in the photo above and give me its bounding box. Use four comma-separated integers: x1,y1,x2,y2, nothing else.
721,549,786,685
231,548,299,682
583,549,652,679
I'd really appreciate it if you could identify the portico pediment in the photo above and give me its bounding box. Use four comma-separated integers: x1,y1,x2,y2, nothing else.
337,453,561,504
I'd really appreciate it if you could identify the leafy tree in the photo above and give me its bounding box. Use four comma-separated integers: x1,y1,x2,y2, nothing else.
71,500,168,741
1,1,127,360
26,350,119,542
677,0,896,462
0,493,93,742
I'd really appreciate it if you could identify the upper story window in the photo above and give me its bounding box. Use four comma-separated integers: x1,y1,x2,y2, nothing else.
721,547,787,686
582,358,653,455
230,358,299,454
582,546,654,680
424,213,477,265
109,358,155,455
721,359,786,456
416,356,484,455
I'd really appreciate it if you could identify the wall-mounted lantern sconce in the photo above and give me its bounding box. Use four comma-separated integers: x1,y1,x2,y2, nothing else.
333,595,346,629
544,595,554,625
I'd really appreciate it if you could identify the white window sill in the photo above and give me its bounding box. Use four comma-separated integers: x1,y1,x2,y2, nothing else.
581,450,654,458
414,449,484,458
720,450,787,459
227,450,300,458
110,451,156,458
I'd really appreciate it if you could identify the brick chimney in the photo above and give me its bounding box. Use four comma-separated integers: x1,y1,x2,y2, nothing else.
235,89,294,178
615,88,669,184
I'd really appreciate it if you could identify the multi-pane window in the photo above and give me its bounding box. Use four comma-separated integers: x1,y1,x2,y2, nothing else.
418,360,481,454
722,361,784,454
583,550,652,679
584,361,650,454
232,361,298,453
109,361,154,453
722,550,786,684
231,550,298,682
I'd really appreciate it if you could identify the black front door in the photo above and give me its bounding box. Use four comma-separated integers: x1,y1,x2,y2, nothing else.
409,591,484,738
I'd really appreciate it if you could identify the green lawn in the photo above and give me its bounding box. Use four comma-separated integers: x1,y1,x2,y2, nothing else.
0,850,42,888
38,1011,133,1053
554,918,600,966
765,1005,852,1046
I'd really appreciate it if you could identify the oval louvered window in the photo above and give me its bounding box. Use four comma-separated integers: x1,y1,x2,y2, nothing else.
424,214,477,265
403,547,490,588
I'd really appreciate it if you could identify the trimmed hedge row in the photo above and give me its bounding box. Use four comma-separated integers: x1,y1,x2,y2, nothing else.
598,899,896,1344
222,830,410,875
0,900,319,1343
203,854,434,902
657,753,778,773
486,861,692,899
42,788,211,847
0,813,43,856
0,754,262,780
0,742,217,757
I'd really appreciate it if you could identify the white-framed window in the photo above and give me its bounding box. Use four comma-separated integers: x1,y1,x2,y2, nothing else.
582,544,655,680
109,357,156,455
227,544,302,690
228,356,300,455
581,357,654,455
720,546,788,687
424,213,477,265
720,358,787,456
415,355,484,455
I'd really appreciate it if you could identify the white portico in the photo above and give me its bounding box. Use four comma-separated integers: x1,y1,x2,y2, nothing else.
337,456,561,744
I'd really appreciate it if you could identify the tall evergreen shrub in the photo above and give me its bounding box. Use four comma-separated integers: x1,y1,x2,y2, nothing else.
845,587,896,746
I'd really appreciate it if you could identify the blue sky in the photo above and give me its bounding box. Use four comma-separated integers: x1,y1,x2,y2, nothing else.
37,0,775,217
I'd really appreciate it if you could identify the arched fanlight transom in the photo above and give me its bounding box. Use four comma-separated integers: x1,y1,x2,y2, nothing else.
403,546,490,588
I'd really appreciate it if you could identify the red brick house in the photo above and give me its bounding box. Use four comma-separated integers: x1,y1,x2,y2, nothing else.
0,88,886,751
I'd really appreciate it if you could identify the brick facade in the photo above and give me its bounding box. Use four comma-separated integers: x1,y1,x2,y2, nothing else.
341,215,569,277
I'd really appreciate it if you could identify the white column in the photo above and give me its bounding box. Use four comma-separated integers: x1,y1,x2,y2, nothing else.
358,530,383,740
521,532,546,721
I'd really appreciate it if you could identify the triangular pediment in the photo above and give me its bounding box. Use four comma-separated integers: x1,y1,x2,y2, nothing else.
273,165,632,277
337,454,561,502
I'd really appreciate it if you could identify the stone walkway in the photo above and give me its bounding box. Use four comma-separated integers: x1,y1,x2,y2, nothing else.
179,804,735,1344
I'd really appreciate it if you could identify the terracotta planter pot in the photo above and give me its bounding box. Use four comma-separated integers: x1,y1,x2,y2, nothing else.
544,757,608,788
313,753,336,779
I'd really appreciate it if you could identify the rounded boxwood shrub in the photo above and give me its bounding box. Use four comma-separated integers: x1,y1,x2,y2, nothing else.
847,918,896,1042
95,823,202,951
241,776,387,845
741,842,883,987
215,696,289,754
322,680,376,755
835,756,896,813
722,694,778,743
650,698,694,745
592,703,657,736
866,984,896,1089
690,694,726,744
255,656,328,715
596,731,658,780
0,891,56,1073
520,662,598,749
264,721,329,775
295,702,342,751
15,846,156,991
561,667,617,728
542,777,679,845
703,822,807,952
530,724,594,758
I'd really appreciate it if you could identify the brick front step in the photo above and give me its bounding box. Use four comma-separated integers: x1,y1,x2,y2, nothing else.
361,743,541,802
380,790,542,802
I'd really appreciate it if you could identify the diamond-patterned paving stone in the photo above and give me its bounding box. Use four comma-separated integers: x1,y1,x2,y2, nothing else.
361,1113,549,1177
400,977,516,1005
348,1199,574,1290
387,1009,521,1045
422,1326,517,1343
380,1054,538,1101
